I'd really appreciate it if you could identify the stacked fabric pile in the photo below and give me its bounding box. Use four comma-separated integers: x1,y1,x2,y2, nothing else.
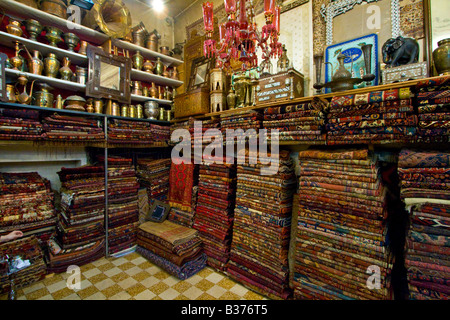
47,165,105,272
414,76,450,144
227,149,296,299
136,220,207,280
193,161,236,271
0,108,43,140
137,158,171,204
326,88,417,145
398,149,450,300
99,156,140,255
293,148,392,300
0,237,47,294
221,110,261,146
262,100,327,144
191,118,222,164
42,114,104,141
168,207,196,227
108,119,168,144
0,172,56,237
170,119,192,145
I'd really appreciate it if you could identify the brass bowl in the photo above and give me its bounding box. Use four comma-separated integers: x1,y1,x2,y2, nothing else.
45,26,63,47
63,33,80,52
65,95,86,111
25,19,43,41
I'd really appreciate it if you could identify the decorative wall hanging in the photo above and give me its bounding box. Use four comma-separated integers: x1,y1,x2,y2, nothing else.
322,33,378,93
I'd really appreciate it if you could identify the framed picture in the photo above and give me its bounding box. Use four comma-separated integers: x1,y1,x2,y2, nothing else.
324,34,379,94
146,200,171,223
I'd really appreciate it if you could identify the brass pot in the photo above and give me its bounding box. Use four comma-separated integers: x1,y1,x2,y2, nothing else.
143,60,154,73
16,0,39,8
64,33,80,52
144,101,159,119
45,26,63,47
33,83,54,108
6,84,17,103
65,95,86,111
154,57,164,76
40,0,67,19
136,104,143,118
149,82,157,98
94,99,104,113
129,105,136,118
25,19,43,41
132,50,144,70
121,104,129,117
59,57,73,81
76,66,87,84
44,53,60,78
6,19,23,37
132,32,146,47
78,41,89,55
160,46,171,56
146,33,159,52
131,81,143,96
433,38,450,75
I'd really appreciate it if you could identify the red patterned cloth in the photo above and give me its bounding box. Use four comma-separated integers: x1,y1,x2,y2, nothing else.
168,161,195,211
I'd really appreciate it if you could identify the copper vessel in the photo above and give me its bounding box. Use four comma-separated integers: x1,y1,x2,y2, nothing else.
121,104,129,117
25,19,43,41
59,57,73,81
10,42,25,71
45,26,63,47
64,33,80,52
78,41,89,55
160,46,171,56
22,45,44,76
171,66,179,80
33,83,54,108
94,99,104,113
143,60,154,73
131,81,143,96
44,53,60,78
6,84,17,103
15,0,39,9
40,0,68,19
15,74,36,105
132,50,144,70
146,30,160,52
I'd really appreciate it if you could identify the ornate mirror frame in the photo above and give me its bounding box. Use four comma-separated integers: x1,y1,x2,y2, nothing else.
0,53,7,102
320,0,402,46
188,57,212,91
423,0,450,76
86,45,131,104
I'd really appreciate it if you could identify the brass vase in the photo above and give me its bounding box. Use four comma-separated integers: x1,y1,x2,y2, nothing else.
64,33,80,52
143,60,154,73
6,84,17,103
149,82,157,98
25,19,43,41
44,53,60,78
6,19,23,37
154,57,164,76
10,42,25,71
94,99,104,113
26,50,44,75
226,87,237,109
59,57,73,81
171,66,179,80
45,26,63,47
132,50,144,70
162,66,170,78
433,38,450,75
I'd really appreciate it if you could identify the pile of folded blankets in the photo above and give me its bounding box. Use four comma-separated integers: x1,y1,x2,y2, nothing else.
0,236,47,294
42,114,105,142
414,76,450,144
0,108,43,140
108,119,169,144
99,156,140,255
326,88,417,145
191,118,222,164
293,148,392,300
262,100,327,144
137,158,171,204
398,148,450,300
193,161,236,271
0,172,56,242
47,165,106,273
227,149,296,299
136,220,207,280
221,110,262,145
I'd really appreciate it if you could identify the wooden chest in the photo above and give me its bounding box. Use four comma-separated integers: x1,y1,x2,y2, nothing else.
382,62,428,84
256,68,305,104
173,87,210,119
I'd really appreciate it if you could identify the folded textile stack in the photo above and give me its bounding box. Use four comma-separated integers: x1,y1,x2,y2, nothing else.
327,88,417,145
414,76,450,144
221,110,262,145
108,119,169,144
262,100,327,144
0,108,43,140
137,158,171,204
398,149,450,300
99,156,140,255
136,220,207,280
193,162,236,271
293,148,392,300
0,237,46,294
170,119,193,145
227,150,296,299
191,118,222,164
0,172,56,236
168,207,196,227
42,114,104,141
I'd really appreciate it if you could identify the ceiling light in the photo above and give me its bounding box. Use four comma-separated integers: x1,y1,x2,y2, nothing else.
152,0,165,13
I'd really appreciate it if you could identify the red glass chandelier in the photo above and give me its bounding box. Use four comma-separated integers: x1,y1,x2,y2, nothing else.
202,0,283,72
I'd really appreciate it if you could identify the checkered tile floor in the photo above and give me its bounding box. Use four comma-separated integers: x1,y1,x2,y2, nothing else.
2,252,267,300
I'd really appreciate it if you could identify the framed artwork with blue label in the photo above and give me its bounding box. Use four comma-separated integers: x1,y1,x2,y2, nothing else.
324,34,378,93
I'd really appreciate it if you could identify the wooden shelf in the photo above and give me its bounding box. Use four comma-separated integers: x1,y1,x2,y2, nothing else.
0,0,109,45
0,31,88,66
112,39,183,67
130,94,173,106
6,68,86,92
131,69,183,88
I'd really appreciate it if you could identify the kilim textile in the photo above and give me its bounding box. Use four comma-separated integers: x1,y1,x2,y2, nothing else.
0,236,46,294
0,108,44,140
137,158,171,204
41,114,104,141
137,220,206,279
168,161,195,212
293,148,392,300
414,76,450,143
108,119,170,144
227,149,296,299
263,99,327,144
399,149,450,300
0,172,56,237
327,88,416,145
193,162,236,271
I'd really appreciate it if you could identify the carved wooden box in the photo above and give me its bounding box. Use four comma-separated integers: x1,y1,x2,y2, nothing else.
256,68,305,104
382,62,428,84
174,87,210,119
